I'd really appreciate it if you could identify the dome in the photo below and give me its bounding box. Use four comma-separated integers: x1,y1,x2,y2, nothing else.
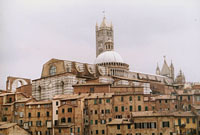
95,51,124,64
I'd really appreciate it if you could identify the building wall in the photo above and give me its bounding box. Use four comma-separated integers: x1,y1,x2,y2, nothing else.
16,84,32,97
25,103,52,135
174,116,197,135
107,123,132,135
32,74,77,100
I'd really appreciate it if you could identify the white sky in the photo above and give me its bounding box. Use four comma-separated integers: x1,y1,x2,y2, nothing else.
0,0,200,89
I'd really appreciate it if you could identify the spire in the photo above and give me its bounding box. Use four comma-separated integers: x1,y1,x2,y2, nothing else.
170,60,174,81
96,22,98,30
156,63,160,75
170,60,174,68
163,56,167,64
179,69,183,75
161,56,170,76
100,16,107,28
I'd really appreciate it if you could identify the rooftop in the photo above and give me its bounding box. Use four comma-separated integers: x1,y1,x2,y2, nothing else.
26,100,52,105
0,122,17,129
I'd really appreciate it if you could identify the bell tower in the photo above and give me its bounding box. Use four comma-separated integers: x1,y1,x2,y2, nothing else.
96,16,114,57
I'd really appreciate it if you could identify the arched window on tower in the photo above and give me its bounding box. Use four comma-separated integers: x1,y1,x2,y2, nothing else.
49,65,56,76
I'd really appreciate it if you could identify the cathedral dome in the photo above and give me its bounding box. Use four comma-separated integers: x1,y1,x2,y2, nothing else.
95,51,124,64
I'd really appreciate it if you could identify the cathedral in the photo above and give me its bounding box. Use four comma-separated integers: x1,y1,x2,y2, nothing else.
32,17,186,100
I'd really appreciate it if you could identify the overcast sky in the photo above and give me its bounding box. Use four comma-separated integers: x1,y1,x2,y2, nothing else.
0,0,200,89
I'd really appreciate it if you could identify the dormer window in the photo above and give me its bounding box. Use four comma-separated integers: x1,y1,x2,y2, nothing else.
49,65,56,76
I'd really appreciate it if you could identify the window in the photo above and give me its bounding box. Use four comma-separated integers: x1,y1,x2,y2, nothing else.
68,117,72,123
186,118,190,124
2,117,7,122
101,120,106,124
94,110,97,114
37,112,40,117
37,131,42,135
162,121,170,128
90,120,93,125
9,98,12,103
68,108,72,112
130,106,133,111
19,120,23,125
138,96,141,101
4,107,8,111
94,99,97,105
138,105,141,111
46,130,50,135
145,106,148,111
99,99,102,104
193,118,196,123
56,110,58,114
46,111,49,117
61,118,66,123
180,96,182,101
121,106,125,112
129,96,132,101
95,120,98,125
115,106,118,112
59,128,61,133
135,122,156,129
101,110,104,114
121,96,124,102
128,124,131,129
70,128,73,133
105,109,110,114
106,99,110,103
96,130,98,134
165,100,168,103
188,105,191,110
109,118,112,122
152,106,155,110
178,118,181,126
159,100,161,103
36,121,42,126
28,112,31,118
102,130,105,134
62,108,65,113
49,65,56,75
78,127,80,133
56,101,59,106
117,125,120,129
28,121,32,126
90,87,94,93
188,96,191,101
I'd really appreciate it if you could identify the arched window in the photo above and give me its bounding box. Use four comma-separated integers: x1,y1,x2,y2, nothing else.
49,66,56,76
61,81,64,94
38,86,42,100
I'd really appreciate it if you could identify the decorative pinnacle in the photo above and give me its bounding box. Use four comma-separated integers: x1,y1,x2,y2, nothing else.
102,10,106,18
163,55,166,60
